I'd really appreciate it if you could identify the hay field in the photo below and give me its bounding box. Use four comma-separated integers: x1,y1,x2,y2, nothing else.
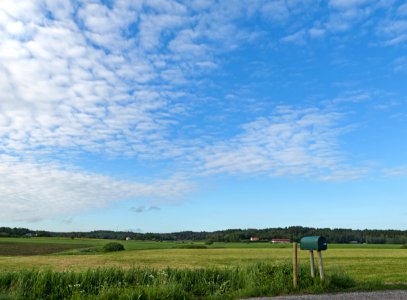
0,238,406,283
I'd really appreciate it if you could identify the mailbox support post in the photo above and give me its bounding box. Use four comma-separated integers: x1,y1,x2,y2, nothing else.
300,236,328,282
293,242,298,288
309,250,315,278
317,251,325,281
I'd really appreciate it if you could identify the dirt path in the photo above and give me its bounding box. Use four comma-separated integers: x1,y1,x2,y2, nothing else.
246,290,407,299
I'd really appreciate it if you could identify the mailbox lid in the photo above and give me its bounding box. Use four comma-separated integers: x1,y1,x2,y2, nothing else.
300,236,327,251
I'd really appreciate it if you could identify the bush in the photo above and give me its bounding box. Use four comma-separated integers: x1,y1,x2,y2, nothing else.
102,242,124,252
177,244,207,249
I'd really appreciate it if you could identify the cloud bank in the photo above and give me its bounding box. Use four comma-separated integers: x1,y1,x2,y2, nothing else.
0,155,192,221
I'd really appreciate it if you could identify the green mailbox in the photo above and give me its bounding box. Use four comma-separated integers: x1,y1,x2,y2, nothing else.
300,236,327,251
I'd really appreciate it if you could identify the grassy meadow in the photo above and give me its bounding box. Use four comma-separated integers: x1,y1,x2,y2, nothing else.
0,238,406,299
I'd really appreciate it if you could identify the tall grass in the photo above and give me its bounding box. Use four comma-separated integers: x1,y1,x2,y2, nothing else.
0,263,355,299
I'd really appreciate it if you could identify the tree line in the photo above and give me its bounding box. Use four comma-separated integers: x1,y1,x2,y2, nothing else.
1,226,407,244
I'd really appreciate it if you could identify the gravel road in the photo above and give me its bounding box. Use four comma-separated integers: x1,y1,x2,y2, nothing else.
246,290,407,299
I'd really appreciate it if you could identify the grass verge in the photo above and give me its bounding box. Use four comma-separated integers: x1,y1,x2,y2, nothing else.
0,263,361,299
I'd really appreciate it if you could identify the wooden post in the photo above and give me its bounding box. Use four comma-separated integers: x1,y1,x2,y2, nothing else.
317,250,325,281
293,242,298,288
309,250,315,278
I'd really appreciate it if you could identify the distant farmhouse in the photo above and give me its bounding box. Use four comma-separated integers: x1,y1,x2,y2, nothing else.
250,236,260,241
271,238,291,244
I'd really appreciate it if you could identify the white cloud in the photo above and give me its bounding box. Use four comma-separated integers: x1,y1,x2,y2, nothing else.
0,0,259,160
130,205,161,213
325,5,374,33
374,3,407,46
0,1,192,159
261,1,290,23
329,0,369,9
309,27,326,38
1,0,397,224
188,0,212,11
1,103,363,223
280,30,306,45
318,168,368,181
393,56,407,73
62,217,74,224
385,34,407,46
321,1,400,37
260,0,321,25
331,91,372,103
377,20,407,44
383,165,407,177
398,3,407,16
197,107,357,179
0,155,192,222
130,206,147,213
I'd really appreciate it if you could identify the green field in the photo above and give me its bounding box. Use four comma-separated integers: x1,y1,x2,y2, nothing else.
0,238,406,299
0,238,406,282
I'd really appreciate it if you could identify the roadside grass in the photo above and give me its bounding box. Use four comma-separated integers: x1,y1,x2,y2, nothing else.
0,263,358,300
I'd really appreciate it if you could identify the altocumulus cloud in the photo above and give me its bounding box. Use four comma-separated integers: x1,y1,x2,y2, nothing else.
0,0,262,222
0,0,187,157
0,0,266,158
0,0,214,221
197,107,366,180
0,0,393,222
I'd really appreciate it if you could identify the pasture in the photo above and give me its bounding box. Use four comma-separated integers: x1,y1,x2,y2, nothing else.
0,238,406,299
0,238,406,281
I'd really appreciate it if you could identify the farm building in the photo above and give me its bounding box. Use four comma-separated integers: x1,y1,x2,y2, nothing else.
271,238,291,243
125,236,131,241
250,236,260,241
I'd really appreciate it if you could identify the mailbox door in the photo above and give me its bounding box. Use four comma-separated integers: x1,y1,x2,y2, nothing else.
318,237,328,251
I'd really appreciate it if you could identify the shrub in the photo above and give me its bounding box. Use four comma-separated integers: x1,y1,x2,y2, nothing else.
177,244,207,249
102,242,124,252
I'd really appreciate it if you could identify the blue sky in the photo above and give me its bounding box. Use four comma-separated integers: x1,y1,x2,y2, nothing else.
0,0,406,232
